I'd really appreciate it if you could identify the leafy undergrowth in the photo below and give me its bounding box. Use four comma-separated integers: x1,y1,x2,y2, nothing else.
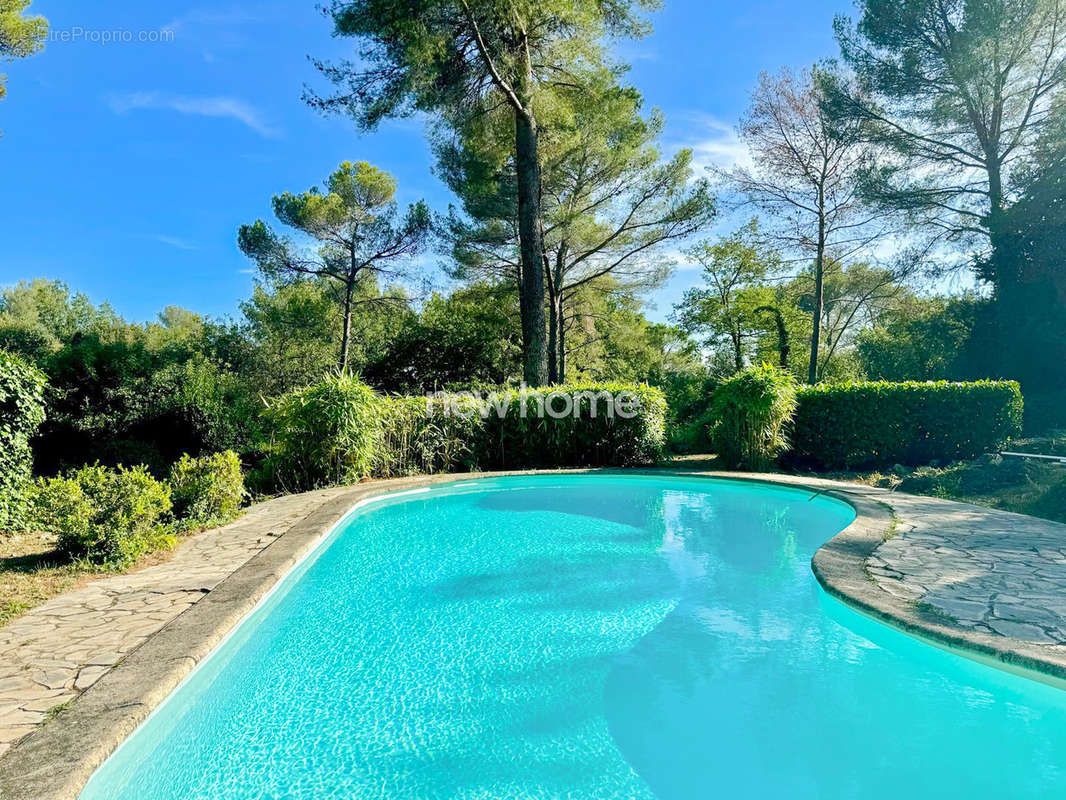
826,434,1066,524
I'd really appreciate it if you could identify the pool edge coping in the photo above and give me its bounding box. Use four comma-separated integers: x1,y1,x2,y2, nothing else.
3,468,1065,800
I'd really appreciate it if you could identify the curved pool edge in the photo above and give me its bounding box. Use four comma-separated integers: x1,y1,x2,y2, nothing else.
806,480,1066,691
3,468,1064,800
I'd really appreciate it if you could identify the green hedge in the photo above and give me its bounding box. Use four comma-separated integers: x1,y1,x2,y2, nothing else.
257,375,667,492
478,383,667,469
0,350,47,532
788,380,1023,470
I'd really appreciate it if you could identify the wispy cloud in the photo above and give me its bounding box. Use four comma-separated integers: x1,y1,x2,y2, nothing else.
155,235,198,251
163,8,264,34
107,91,282,138
670,112,753,175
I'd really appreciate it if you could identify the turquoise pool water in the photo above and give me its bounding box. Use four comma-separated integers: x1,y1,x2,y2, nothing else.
81,475,1066,799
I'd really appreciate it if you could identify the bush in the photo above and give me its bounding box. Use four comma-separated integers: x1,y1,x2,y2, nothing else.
707,365,798,470
0,350,47,532
477,383,667,468
257,377,667,490
375,395,485,478
789,380,1023,470
259,372,382,491
32,464,173,566
169,451,246,527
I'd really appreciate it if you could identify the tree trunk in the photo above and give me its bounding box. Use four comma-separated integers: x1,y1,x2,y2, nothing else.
732,328,743,373
986,156,1010,295
547,285,559,384
339,278,354,370
756,305,789,369
514,108,548,387
808,189,826,384
558,307,567,384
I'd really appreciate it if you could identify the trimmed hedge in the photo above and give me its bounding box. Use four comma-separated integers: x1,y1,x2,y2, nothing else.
0,350,46,532
788,380,1023,470
258,375,667,492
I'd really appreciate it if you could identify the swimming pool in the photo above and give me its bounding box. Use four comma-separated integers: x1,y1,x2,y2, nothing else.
80,474,1066,798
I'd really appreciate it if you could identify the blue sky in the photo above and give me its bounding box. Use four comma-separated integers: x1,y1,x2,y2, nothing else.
0,0,853,324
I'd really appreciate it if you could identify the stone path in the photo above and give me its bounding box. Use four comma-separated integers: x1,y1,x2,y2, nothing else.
0,487,348,756
866,492,1066,653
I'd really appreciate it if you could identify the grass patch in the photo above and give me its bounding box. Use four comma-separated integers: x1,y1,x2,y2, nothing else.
0,532,85,626
0,529,185,628
832,434,1066,524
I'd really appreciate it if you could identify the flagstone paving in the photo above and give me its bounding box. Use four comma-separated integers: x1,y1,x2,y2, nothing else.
865,491,1066,651
0,487,350,756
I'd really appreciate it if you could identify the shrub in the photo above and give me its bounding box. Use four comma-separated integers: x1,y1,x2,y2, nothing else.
259,372,382,491
0,350,47,532
257,378,667,489
169,451,246,527
32,464,173,566
789,380,1023,470
707,365,798,470
478,383,667,468
375,395,485,477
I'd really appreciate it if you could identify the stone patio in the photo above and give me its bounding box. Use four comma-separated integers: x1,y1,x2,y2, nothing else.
867,492,1066,649
0,486,350,756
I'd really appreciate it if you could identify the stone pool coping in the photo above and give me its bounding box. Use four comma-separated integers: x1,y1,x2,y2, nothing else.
1,468,1064,800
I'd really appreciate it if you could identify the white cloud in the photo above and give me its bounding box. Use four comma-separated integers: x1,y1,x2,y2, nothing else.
107,91,282,138
155,235,198,251
669,112,753,175
163,9,263,34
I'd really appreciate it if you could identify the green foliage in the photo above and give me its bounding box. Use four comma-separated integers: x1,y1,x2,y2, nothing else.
0,0,48,104
789,381,1024,470
169,451,246,528
32,464,174,566
313,0,656,128
238,161,430,370
0,280,263,474
829,0,1066,303
857,296,979,381
675,220,779,374
1024,390,1066,436
258,375,666,490
365,284,521,393
0,349,45,531
375,395,485,477
259,372,382,492
477,383,668,468
707,365,798,470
